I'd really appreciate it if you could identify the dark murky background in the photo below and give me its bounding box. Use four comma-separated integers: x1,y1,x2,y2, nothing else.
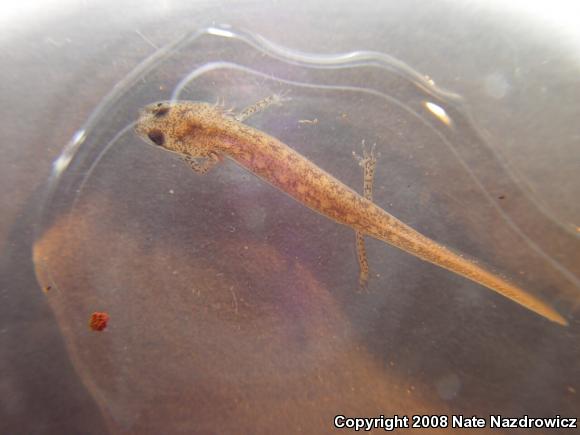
1,1,579,434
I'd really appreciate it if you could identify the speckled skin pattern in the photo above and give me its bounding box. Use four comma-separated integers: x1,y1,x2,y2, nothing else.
135,100,566,326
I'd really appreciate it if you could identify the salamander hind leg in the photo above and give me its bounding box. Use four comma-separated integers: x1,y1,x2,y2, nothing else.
182,152,222,174
355,232,370,292
352,140,377,292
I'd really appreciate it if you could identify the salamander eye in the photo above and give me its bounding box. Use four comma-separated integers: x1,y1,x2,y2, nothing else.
147,130,165,146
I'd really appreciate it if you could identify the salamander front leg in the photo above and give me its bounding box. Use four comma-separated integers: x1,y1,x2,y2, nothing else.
235,92,291,122
182,152,222,174
352,140,377,292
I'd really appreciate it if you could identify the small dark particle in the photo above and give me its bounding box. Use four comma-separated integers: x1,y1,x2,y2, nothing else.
148,130,165,146
43,285,52,293
498,195,506,200
89,312,109,332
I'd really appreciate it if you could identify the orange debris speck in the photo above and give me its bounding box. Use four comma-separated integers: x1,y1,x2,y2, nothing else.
89,312,109,331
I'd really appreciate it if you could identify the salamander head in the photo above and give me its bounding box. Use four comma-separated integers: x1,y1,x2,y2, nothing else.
135,100,228,156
